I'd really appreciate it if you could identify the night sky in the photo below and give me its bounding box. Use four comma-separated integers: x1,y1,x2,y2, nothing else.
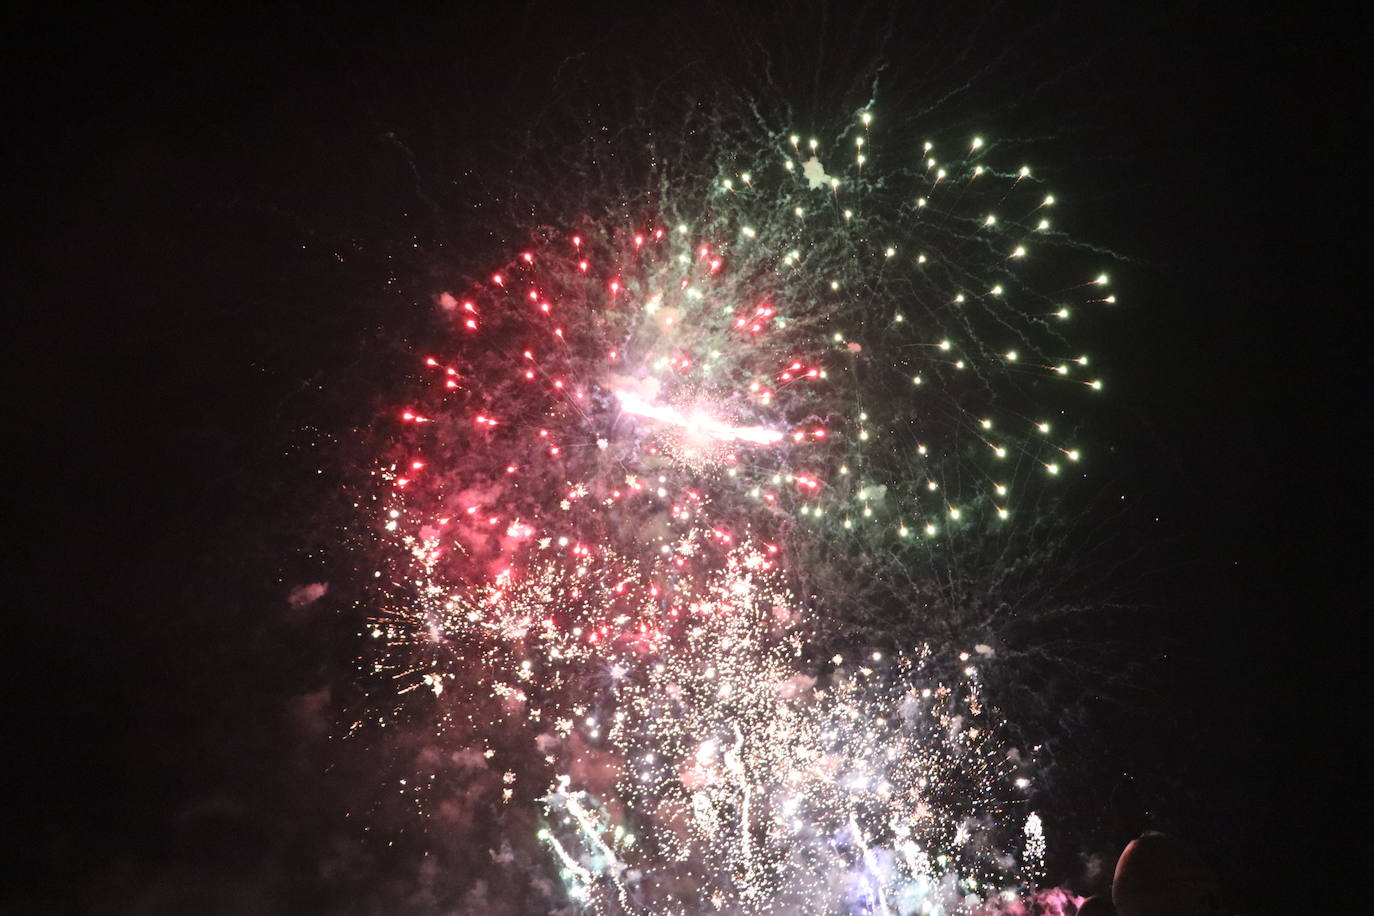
11,5,1366,914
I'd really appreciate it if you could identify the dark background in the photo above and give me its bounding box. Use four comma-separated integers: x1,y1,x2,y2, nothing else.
9,4,1367,913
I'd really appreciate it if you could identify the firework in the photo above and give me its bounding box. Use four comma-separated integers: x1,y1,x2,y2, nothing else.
356,105,1114,912
381,109,1108,571
539,546,1043,914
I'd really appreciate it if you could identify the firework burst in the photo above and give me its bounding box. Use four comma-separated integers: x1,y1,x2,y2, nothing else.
381,107,1109,571
354,102,1116,913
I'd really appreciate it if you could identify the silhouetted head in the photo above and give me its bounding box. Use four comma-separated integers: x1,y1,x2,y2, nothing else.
1112,832,1226,916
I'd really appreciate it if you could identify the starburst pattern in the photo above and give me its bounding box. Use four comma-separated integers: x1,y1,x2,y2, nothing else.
355,105,1115,913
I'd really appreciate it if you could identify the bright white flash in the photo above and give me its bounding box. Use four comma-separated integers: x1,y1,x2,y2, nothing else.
615,388,783,446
